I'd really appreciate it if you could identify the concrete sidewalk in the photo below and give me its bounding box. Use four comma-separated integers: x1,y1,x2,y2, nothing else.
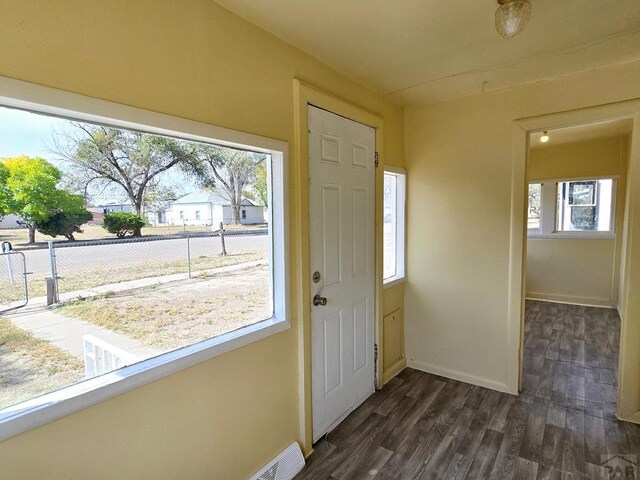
5,300,160,360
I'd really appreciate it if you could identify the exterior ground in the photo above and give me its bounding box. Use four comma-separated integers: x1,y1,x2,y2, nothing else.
58,264,271,351
0,319,83,409
0,227,270,411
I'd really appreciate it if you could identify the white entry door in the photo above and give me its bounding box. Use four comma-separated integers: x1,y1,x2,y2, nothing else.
308,105,376,441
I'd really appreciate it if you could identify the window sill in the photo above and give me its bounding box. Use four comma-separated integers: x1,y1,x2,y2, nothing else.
528,232,615,240
0,316,289,442
383,276,406,289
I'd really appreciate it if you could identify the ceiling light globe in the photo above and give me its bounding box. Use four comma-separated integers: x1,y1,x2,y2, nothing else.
540,132,549,143
495,0,532,39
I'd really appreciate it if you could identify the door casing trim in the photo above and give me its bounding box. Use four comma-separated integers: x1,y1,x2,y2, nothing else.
510,99,640,422
293,79,385,455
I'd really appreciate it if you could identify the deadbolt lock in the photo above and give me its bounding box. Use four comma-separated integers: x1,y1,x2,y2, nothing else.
312,271,321,283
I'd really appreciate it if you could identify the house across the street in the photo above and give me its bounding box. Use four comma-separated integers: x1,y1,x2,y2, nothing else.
0,214,25,229
165,189,264,226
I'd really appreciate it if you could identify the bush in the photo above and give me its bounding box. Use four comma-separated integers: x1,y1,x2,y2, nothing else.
102,212,146,238
37,209,93,241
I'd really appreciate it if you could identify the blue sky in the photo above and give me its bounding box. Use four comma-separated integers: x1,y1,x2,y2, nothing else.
0,106,195,205
0,106,69,160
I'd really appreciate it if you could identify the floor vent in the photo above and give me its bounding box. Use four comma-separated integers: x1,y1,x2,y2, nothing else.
249,442,305,480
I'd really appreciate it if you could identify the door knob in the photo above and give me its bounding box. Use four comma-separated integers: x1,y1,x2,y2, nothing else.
313,294,328,307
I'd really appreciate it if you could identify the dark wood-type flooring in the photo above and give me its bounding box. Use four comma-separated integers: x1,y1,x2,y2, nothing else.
295,300,640,479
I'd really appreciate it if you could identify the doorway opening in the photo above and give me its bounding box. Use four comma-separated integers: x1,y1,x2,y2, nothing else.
521,118,634,419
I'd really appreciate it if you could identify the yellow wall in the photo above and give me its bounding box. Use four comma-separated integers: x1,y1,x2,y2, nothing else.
0,1,404,478
527,238,618,306
405,59,640,392
526,136,629,307
528,136,628,181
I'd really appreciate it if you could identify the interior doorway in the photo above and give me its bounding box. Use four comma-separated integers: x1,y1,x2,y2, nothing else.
520,118,634,417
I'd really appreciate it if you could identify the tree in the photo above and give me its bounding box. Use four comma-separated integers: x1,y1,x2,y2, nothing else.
0,163,13,218
102,211,147,238
143,184,181,225
36,194,93,240
53,123,200,236
2,156,65,243
194,146,265,224
252,160,268,207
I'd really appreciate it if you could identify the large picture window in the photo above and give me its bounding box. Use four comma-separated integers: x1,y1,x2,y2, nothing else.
383,168,406,285
0,81,288,441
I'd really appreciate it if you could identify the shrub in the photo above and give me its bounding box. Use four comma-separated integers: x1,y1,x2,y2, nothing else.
37,209,93,241
102,212,146,238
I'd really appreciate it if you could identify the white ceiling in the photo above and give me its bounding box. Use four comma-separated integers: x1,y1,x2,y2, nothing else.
215,0,640,106
530,118,633,148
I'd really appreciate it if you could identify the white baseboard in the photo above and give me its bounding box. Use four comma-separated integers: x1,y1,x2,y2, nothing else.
407,360,513,394
383,358,407,385
526,292,613,308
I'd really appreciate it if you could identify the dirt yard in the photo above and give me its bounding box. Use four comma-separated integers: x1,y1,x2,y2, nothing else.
58,264,271,351
0,319,84,409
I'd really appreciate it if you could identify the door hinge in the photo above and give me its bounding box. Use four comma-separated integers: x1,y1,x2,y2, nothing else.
374,152,379,168
374,343,379,371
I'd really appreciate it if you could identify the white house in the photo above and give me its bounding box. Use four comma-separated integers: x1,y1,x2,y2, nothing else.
0,214,25,229
165,189,264,226
98,203,134,214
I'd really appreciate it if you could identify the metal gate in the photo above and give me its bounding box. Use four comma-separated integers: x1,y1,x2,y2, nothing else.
0,249,29,314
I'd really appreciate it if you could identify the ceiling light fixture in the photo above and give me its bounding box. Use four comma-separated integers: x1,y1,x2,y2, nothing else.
540,131,550,143
495,0,532,39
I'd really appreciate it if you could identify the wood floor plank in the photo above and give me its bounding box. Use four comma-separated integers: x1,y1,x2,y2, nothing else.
464,429,504,479
513,457,539,480
419,407,475,479
540,424,565,471
346,446,393,480
487,400,531,480
519,399,549,464
441,453,474,480
562,405,586,477
380,379,446,452
584,412,606,465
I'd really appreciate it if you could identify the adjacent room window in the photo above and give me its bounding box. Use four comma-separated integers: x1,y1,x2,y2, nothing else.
556,179,613,232
383,168,406,284
527,178,616,236
528,183,542,231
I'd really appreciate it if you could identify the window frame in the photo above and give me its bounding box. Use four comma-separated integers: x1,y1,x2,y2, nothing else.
0,76,290,442
383,166,406,288
527,175,618,239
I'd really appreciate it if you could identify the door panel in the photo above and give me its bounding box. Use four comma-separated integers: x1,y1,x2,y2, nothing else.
321,185,341,287
309,105,376,441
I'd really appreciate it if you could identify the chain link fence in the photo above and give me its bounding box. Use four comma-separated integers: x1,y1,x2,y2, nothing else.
0,251,28,312
49,227,269,304
6,226,269,307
